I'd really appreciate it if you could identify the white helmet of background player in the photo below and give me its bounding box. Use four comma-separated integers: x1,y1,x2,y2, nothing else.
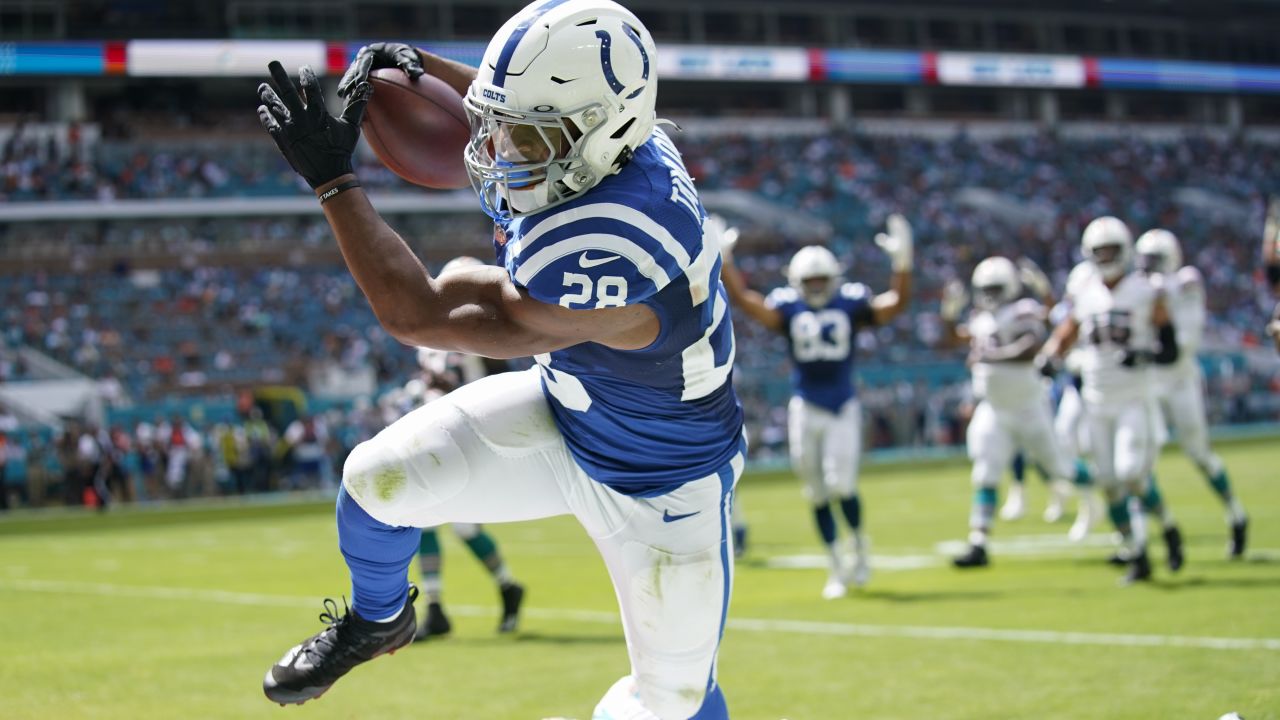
1135,229,1182,275
464,0,658,221
970,256,1021,310
787,245,843,308
1081,216,1134,283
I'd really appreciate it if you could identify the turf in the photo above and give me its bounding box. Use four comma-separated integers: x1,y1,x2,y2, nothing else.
2,439,1277,719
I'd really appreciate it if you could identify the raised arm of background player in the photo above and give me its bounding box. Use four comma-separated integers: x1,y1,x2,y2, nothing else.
937,279,1044,364
1263,197,1280,351
715,215,913,333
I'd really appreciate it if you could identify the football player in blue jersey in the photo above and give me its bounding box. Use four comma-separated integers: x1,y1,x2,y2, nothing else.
717,217,912,599
256,1,743,717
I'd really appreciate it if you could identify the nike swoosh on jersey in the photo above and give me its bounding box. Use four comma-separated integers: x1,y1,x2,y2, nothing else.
579,252,621,268
662,509,701,523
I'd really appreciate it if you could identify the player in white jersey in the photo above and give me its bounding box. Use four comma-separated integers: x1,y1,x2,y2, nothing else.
717,216,912,598
1135,230,1248,558
941,257,1077,568
258,3,744,717
1037,217,1183,584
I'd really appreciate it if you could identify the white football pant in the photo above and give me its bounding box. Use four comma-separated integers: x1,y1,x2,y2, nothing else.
967,400,1073,489
1054,382,1089,462
787,396,861,505
1084,399,1157,497
343,369,739,720
1156,366,1224,477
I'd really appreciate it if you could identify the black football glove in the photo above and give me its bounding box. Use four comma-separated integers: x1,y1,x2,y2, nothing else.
257,61,371,189
1034,353,1060,379
337,42,424,99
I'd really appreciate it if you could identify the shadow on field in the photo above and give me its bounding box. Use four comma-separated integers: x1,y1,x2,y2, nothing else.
1145,575,1280,592
424,631,625,648
857,588,1006,603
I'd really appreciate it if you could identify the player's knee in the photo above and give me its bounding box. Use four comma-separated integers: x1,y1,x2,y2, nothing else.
637,679,706,720
450,522,480,539
971,462,999,489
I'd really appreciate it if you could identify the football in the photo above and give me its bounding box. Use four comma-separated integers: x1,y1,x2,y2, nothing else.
362,67,471,189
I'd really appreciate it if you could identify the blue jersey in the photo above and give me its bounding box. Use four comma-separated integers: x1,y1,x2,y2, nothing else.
494,129,743,495
766,283,876,413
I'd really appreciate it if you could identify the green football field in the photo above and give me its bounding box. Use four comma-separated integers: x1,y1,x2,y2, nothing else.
2,439,1277,720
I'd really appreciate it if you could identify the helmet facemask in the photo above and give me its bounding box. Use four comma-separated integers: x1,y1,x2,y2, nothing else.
464,98,607,221
1088,242,1129,282
798,275,837,309
973,284,1007,311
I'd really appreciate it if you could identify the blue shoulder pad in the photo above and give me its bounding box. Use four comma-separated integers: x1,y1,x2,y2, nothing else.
507,200,696,309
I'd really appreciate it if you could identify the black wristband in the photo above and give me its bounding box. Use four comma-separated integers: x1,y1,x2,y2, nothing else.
319,179,361,204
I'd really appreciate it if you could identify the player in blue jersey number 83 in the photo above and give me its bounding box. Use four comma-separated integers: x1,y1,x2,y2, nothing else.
715,216,913,599
256,1,744,718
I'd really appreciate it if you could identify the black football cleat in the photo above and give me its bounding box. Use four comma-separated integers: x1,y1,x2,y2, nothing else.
952,544,989,569
414,601,452,642
264,586,418,705
1121,551,1152,585
1162,526,1184,572
1229,518,1248,559
498,582,525,634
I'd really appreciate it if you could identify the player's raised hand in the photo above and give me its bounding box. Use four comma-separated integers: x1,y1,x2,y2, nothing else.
940,279,968,322
875,213,913,272
705,214,740,262
338,42,425,99
1017,257,1052,300
258,61,372,189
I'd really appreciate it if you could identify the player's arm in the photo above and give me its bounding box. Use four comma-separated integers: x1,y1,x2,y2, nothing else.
257,63,656,359
711,216,784,333
938,279,970,348
718,256,784,333
870,214,913,325
1151,293,1179,364
1034,313,1079,378
336,43,477,101
975,331,1042,364
318,181,657,358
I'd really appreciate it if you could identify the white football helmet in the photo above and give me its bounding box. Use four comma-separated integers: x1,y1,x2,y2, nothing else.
1135,229,1182,275
970,256,1021,310
787,245,842,308
1081,216,1134,282
464,0,658,221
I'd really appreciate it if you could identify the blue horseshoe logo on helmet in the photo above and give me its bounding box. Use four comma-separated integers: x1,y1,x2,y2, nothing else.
596,28,649,100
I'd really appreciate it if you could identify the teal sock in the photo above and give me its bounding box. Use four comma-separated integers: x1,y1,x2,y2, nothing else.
1073,460,1093,487
463,529,498,561
1208,471,1231,501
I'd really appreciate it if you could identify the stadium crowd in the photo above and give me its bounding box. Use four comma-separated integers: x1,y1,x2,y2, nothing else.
2,123,1278,506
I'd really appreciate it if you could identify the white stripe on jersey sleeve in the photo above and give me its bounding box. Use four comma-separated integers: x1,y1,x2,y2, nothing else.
681,289,735,401
511,203,693,271
513,232,672,289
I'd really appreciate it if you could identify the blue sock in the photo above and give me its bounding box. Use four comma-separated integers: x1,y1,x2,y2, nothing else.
336,486,419,620
1011,453,1026,484
689,682,729,720
838,494,862,531
813,504,837,545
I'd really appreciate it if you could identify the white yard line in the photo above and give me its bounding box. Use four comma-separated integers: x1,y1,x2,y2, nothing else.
4,577,1278,652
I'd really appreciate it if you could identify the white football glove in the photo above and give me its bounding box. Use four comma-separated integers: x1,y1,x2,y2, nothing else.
704,214,740,261
940,279,969,322
874,213,913,272
1017,257,1052,300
